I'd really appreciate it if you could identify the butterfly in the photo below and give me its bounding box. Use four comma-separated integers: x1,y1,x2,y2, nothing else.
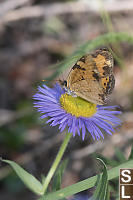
59,48,115,105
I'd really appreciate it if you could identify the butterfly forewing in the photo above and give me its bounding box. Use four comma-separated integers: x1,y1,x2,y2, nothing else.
66,49,115,105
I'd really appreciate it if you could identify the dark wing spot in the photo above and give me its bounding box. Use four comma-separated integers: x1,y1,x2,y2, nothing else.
99,49,112,60
93,71,100,81
99,47,109,51
79,56,85,62
81,76,85,80
91,51,100,58
72,64,86,71
91,48,113,61
98,93,106,103
105,75,115,94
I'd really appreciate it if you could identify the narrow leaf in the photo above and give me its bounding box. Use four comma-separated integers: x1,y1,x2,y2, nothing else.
93,154,119,167
129,145,133,160
2,159,43,195
38,159,133,200
115,147,126,162
52,159,68,191
91,158,109,200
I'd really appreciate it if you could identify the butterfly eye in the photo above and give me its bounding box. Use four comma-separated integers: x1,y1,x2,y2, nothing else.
63,80,67,87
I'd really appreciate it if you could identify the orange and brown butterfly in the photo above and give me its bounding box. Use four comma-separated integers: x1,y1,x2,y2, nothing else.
59,48,115,105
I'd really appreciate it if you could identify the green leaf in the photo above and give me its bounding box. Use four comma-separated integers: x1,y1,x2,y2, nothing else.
2,159,43,195
115,147,126,163
129,145,133,160
91,158,109,200
52,159,68,191
93,154,119,167
60,199,67,200
106,186,110,200
41,175,46,185
39,159,133,200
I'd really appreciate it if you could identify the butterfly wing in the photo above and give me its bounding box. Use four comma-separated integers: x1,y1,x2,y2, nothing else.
66,49,115,105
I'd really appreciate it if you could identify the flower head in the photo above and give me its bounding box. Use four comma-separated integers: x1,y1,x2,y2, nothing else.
33,83,121,140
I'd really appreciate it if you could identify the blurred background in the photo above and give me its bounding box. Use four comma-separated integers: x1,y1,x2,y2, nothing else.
0,0,133,199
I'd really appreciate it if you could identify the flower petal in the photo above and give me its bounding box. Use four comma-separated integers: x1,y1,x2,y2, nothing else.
33,83,122,141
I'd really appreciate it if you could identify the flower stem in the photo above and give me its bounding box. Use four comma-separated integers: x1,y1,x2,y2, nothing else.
42,132,72,194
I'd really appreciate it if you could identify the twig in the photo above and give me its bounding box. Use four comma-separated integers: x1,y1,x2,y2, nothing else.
1,0,133,25
0,0,32,17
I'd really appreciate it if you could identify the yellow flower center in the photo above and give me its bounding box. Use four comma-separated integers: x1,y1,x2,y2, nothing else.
60,93,97,117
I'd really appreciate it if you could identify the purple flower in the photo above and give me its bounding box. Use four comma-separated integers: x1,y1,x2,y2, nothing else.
33,83,121,140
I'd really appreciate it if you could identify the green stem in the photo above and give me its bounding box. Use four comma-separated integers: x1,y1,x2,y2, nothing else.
42,132,72,194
